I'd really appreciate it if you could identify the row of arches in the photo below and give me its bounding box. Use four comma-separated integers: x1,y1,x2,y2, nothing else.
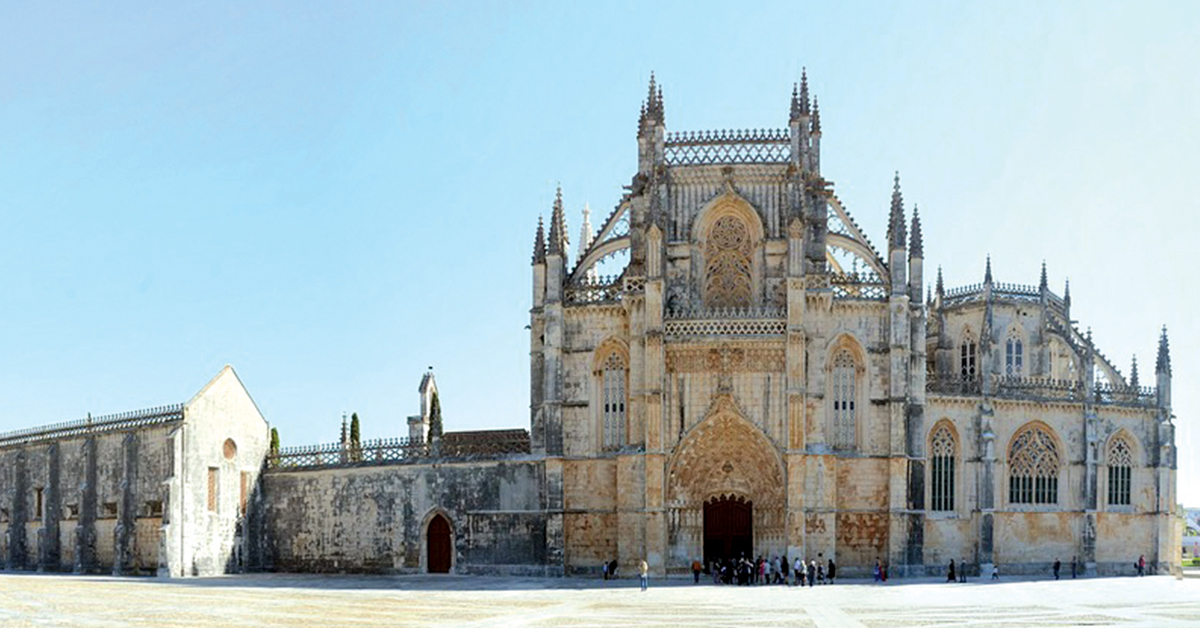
927,421,1140,510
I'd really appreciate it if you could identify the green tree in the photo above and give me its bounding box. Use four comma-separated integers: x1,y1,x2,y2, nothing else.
349,412,362,462
269,427,280,455
428,392,443,439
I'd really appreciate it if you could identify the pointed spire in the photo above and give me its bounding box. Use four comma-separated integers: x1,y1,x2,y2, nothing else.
638,72,664,135
1156,326,1171,375
548,186,567,256
909,205,923,259
1130,355,1140,388
790,83,802,122
799,68,810,115
579,203,594,254
1039,261,1048,292
984,256,993,284
811,96,822,134
888,172,906,249
1064,278,1071,307
936,265,944,295
532,215,546,264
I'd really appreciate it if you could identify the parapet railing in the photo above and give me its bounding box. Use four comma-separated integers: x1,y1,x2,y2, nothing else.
941,283,1065,310
0,404,185,448
830,271,887,300
266,430,532,471
663,129,791,166
927,374,1158,408
565,274,623,305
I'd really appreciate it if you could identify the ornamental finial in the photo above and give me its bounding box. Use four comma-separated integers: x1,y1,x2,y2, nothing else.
888,172,906,250
1157,325,1171,375
909,205,923,259
532,215,546,264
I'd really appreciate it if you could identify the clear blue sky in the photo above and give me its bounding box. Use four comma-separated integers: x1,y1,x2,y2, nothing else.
2,1,1198,502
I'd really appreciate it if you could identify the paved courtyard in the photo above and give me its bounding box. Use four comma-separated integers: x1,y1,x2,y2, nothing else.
0,572,1197,627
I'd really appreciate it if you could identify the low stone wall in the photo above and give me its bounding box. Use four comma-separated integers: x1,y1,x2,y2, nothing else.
260,456,557,576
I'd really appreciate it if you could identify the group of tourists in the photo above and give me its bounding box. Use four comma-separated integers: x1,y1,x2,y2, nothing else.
693,554,838,587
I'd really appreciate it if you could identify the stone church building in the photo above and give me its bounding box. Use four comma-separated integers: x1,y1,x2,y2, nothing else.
0,75,1180,579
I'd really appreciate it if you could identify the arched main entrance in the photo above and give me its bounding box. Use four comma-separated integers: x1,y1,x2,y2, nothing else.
704,495,753,565
665,395,786,569
427,514,452,573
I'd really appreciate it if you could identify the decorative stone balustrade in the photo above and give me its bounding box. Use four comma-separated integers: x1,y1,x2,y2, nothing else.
0,404,184,448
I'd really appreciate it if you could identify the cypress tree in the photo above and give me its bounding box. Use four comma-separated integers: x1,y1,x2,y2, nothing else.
270,427,280,455
429,392,443,439
349,412,362,462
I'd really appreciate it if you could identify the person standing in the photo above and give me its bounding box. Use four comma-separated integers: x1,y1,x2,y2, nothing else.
794,557,804,586
948,559,956,582
807,559,816,587
639,559,649,591
827,558,836,584
1137,554,1146,576
692,558,702,584
1053,558,1061,580
959,558,967,582
873,558,882,583
1071,556,1077,579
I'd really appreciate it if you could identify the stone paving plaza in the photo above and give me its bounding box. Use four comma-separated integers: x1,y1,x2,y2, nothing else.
1,572,1198,627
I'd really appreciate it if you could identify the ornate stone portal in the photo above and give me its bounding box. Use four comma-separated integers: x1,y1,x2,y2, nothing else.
665,396,785,565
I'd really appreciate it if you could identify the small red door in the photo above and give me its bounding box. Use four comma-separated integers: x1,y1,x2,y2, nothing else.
427,514,452,573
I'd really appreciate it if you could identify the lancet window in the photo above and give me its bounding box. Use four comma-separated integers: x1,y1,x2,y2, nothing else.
1005,332,1024,376
1008,425,1060,505
930,425,956,511
703,215,753,309
960,334,977,380
831,349,857,450
1107,437,1133,506
601,352,627,450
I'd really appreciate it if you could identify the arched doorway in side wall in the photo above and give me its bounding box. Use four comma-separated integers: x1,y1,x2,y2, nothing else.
427,514,452,573
704,495,753,566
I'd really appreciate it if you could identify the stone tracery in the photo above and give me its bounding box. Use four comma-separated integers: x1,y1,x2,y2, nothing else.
1008,425,1061,504
704,215,753,309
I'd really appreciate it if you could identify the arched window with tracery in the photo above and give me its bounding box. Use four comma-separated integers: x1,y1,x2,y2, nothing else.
1107,437,1133,506
1005,330,1024,376
704,215,753,309
1008,425,1060,505
930,424,956,511
600,352,627,450
960,332,977,380
831,349,857,450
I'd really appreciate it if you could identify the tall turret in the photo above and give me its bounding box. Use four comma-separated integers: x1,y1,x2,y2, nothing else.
810,96,822,174
887,174,907,295
531,216,546,308
908,206,923,301
788,70,812,172
637,73,665,176
1156,326,1171,411
579,204,597,281
546,186,568,303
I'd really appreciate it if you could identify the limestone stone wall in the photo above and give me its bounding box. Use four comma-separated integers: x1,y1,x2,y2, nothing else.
0,423,173,574
167,366,269,577
261,458,554,576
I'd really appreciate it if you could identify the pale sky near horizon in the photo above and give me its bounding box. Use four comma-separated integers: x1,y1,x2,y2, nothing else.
2,2,1198,502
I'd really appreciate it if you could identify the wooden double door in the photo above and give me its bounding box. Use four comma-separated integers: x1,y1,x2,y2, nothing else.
703,495,753,565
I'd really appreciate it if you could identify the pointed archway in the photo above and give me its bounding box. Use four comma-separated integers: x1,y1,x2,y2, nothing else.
426,513,452,573
666,395,785,569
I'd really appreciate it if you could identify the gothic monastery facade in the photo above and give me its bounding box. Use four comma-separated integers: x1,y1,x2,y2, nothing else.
0,75,1179,579
527,74,1178,577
